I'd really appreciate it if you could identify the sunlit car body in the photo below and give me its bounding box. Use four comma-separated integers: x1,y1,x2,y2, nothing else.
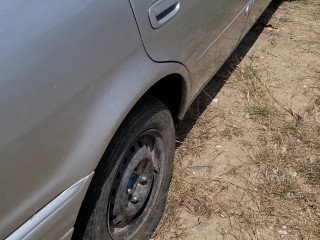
0,0,271,239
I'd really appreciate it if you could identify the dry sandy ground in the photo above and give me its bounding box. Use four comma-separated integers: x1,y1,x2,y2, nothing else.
154,1,320,239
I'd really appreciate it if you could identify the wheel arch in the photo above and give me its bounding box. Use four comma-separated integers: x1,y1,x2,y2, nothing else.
145,73,188,124
72,58,190,238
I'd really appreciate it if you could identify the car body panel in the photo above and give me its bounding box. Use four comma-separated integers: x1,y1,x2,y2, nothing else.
129,0,250,96
6,173,93,240
0,0,190,238
60,229,74,240
0,0,272,238
242,0,273,36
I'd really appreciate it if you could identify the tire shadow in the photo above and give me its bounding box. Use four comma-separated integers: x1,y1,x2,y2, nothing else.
176,0,282,145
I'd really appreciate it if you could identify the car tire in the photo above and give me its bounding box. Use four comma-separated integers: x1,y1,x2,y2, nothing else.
73,95,175,240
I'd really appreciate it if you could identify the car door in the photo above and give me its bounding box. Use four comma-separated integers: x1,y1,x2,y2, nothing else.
242,0,272,35
130,0,252,96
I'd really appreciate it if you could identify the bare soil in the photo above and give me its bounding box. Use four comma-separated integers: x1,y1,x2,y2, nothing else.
154,0,320,239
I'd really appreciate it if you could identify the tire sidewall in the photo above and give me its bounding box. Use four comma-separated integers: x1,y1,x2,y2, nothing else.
92,97,175,240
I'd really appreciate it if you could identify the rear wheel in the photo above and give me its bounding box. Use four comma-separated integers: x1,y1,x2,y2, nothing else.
73,96,175,240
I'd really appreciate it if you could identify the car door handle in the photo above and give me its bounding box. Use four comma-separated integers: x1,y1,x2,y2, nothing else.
149,0,180,29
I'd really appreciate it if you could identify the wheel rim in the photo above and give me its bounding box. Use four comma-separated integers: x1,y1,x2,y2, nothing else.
108,130,163,239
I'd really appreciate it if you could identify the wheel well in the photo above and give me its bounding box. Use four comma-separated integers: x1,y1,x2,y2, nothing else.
72,74,186,239
146,74,185,123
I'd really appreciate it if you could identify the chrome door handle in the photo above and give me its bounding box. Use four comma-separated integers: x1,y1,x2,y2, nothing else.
149,0,180,29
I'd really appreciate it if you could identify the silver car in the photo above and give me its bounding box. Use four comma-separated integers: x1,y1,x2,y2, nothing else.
0,0,271,239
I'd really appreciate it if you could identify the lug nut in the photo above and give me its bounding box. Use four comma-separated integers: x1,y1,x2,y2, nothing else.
130,195,139,204
138,176,148,185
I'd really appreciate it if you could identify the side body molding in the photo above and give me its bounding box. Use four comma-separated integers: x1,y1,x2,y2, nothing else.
6,173,94,240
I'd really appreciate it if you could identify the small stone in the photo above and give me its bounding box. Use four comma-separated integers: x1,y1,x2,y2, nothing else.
281,146,287,153
279,230,287,235
310,155,316,164
213,98,219,103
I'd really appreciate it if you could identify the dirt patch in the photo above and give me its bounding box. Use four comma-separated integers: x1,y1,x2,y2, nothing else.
153,0,320,239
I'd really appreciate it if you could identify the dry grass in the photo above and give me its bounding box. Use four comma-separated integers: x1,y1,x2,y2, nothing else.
154,66,320,239
153,0,320,239
233,62,320,239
